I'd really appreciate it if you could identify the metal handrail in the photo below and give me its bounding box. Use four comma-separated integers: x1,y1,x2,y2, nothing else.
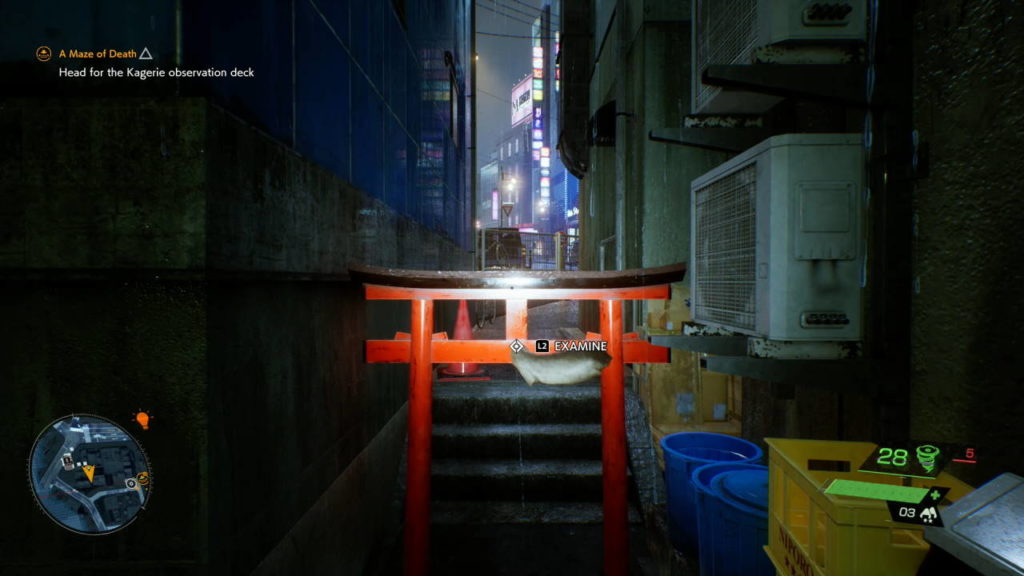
477,228,581,271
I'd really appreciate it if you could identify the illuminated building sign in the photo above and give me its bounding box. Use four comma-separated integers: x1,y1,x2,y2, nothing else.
541,147,550,157
492,190,499,220
510,76,532,126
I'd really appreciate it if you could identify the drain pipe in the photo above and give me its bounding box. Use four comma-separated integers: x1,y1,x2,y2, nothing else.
614,0,627,273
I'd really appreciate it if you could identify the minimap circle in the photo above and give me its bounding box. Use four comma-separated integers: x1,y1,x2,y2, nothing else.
29,414,152,535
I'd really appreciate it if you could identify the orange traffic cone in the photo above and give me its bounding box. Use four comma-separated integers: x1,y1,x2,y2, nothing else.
440,300,484,376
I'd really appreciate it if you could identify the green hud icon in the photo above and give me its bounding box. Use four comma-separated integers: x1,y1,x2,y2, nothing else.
917,444,941,474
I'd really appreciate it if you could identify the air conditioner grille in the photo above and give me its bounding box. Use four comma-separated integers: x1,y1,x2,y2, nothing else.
694,163,757,331
695,0,759,112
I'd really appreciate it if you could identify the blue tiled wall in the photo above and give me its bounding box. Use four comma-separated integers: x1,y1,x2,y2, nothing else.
185,0,471,246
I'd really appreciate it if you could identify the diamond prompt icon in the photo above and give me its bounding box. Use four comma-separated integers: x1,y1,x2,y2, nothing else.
510,339,525,354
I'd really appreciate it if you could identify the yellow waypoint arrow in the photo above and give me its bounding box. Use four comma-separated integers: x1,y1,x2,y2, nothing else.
82,465,95,483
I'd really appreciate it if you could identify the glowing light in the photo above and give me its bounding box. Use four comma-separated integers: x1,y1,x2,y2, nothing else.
541,147,550,157
504,276,541,288
540,157,551,168
134,411,151,430
533,47,543,58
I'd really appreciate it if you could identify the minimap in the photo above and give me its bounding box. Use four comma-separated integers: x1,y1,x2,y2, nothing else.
29,414,151,534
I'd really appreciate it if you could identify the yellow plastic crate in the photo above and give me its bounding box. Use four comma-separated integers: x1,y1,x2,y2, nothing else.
765,438,973,576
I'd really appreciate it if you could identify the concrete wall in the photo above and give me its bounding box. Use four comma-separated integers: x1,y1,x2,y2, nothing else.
581,1,726,272
0,97,469,574
578,0,726,332
635,21,726,269
0,280,208,575
911,0,1024,486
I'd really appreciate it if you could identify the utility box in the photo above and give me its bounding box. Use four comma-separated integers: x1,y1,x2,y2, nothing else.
690,133,865,342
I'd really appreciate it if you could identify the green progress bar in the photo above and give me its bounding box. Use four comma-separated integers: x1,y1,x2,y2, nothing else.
824,479,928,503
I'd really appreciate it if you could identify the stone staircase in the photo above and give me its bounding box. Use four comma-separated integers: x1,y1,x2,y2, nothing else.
431,374,610,522
427,366,652,575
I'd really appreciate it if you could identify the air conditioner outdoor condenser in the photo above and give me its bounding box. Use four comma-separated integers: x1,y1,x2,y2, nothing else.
690,133,864,342
692,0,868,115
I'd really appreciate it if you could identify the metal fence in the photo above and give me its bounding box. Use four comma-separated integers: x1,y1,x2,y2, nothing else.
477,228,580,271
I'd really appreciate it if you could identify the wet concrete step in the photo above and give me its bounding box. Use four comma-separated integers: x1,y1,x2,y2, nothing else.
433,423,602,460
433,381,601,425
432,459,611,502
431,500,642,525
428,523,650,576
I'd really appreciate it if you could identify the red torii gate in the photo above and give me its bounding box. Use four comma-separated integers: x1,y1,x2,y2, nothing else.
351,263,686,576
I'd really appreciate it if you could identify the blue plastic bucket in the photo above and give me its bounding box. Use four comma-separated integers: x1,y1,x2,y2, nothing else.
691,462,765,575
692,463,771,576
660,432,763,550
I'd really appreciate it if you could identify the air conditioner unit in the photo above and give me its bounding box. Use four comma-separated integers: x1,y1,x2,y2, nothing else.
692,0,868,114
690,133,864,342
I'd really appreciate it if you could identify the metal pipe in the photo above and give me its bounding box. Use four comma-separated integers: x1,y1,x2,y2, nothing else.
470,0,477,258
479,227,486,270
404,299,434,576
555,232,564,271
600,298,628,576
614,0,627,272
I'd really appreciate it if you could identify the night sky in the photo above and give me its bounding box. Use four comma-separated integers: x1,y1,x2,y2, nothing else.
474,0,546,172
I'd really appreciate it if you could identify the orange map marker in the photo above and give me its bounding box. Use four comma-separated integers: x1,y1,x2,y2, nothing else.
82,465,95,483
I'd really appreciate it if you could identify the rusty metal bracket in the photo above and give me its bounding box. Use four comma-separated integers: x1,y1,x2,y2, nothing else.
649,127,773,153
